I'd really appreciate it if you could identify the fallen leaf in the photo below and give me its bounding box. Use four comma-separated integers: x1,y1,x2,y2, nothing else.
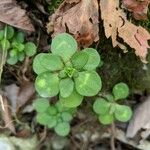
123,0,150,20
126,96,150,138
0,95,16,134
0,0,34,31
100,0,150,62
47,0,99,47
4,81,35,113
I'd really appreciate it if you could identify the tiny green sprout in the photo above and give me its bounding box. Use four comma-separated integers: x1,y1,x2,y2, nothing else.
33,33,102,108
0,26,38,65
33,98,76,136
93,82,132,125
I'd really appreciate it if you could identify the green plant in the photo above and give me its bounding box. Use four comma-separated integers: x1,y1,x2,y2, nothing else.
33,98,76,136
0,25,37,65
33,33,102,108
93,82,132,125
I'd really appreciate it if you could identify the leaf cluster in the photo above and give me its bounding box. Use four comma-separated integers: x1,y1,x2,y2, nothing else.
33,98,75,136
93,83,132,125
33,33,102,108
0,26,37,65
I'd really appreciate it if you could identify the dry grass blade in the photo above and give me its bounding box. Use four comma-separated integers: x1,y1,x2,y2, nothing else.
0,95,16,134
0,0,34,31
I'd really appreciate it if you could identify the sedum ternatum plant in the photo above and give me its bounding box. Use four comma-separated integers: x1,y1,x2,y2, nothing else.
33,33,102,108
33,98,75,136
32,33,132,136
93,82,132,125
0,26,37,65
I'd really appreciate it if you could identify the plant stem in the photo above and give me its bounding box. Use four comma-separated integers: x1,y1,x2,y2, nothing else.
110,122,116,150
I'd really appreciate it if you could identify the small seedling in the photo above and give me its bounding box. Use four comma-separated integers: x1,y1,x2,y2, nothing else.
33,33,102,108
0,26,37,65
33,98,76,136
93,82,132,125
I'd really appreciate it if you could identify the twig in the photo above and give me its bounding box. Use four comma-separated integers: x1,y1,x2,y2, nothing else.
110,122,116,150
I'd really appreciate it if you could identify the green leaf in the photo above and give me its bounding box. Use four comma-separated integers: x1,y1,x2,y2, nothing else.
18,52,25,61
98,114,114,125
54,122,70,136
33,53,49,74
104,94,114,102
6,26,14,39
47,116,57,128
83,48,100,70
9,50,17,57
60,89,83,108
58,70,67,79
71,51,89,70
113,82,129,100
61,112,72,122
36,113,51,125
59,78,74,98
24,42,37,56
33,98,49,113
41,54,64,71
75,71,102,96
0,30,4,40
1,39,10,50
15,32,25,43
35,72,59,98
51,33,77,62
7,56,18,65
114,105,132,122
47,106,57,115
93,98,110,115
13,42,25,52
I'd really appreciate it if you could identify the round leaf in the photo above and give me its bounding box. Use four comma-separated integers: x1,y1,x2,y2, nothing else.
93,98,110,115
7,56,18,65
75,71,102,96
41,54,64,71
47,106,57,115
54,122,70,136
33,53,49,74
24,42,37,56
59,78,74,98
61,112,72,122
115,105,132,122
36,113,51,125
1,39,10,50
47,116,57,128
33,98,49,113
98,114,114,125
71,51,89,70
60,89,83,108
35,72,59,97
15,32,25,43
83,48,100,70
113,82,129,100
6,26,14,39
18,52,25,61
51,33,77,62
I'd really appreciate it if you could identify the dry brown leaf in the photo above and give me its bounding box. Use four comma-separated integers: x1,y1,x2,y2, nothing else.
5,81,35,113
126,96,150,138
0,0,34,31
47,0,99,47
123,0,150,20
0,95,16,134
100,0,150,62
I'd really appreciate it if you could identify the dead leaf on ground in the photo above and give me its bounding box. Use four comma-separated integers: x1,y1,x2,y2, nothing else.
47,0,99,47
0,0,34,31
4,81,35,113
126,96,150,139
100,0,150,62
0,95,16,134
123,0,150,20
